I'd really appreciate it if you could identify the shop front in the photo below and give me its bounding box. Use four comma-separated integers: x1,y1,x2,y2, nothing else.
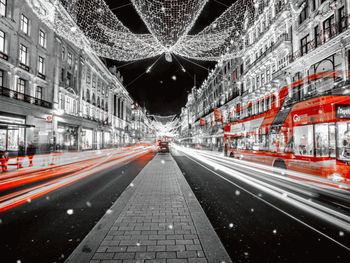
103,131,111,148
56,122,78,151
0,114,30,156
82,128,93,150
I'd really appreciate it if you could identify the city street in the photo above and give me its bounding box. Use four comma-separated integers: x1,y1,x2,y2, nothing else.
172,146,350,263
2,0,350,262
0,148,155,263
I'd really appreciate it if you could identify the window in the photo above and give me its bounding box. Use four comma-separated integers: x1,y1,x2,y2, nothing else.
300,34,309,56
0,69,3,87
0,30,5,53
294,125,314,157
323,15,335,42
311,0,316,11
0,0,6,17
299,2,308,25
38,56,45,74
36,86,42,99
20,14,29,35
19,44,28,65
67,52,72,65
61,47,65,60
339,6,347,33
17,78,25,93
314,25,321,47
39,30,46,48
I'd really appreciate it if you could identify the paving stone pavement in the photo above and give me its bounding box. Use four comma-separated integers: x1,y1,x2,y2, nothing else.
66,153,231,263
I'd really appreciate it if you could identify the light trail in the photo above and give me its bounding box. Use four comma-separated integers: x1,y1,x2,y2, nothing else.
173,145,350,251
0,146,153,212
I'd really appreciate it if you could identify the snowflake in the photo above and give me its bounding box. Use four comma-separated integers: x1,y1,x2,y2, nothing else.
172,75,177,81
67,209,74,215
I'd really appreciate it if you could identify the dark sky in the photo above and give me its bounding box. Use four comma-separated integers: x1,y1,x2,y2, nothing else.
104,0,235,116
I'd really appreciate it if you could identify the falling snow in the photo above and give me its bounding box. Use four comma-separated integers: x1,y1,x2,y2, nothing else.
161,160,165,164
67,209,74,215
86,201,92,207
339,231,344,237
235,190,240,196
130,183,135,187
172,75,177,81
27,198,31,203
273,229,277,234
229,223,234,228
168,224,173,229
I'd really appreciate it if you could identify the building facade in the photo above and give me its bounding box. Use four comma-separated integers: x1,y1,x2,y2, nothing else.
179,0,350,151
0,0,153,156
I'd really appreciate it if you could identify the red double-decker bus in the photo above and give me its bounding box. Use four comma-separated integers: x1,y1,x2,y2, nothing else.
224,71,350,184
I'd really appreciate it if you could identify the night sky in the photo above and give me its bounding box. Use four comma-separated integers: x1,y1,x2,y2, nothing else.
104,0,236,116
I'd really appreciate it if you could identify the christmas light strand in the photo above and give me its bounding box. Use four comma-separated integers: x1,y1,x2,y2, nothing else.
28,0,255,62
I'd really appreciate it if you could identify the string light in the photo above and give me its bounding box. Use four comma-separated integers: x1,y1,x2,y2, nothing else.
27,0,255,62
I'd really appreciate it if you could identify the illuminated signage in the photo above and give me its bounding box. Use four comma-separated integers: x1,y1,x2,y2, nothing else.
335,105,350,119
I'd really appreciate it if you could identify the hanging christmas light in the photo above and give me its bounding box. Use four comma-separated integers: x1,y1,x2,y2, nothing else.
27,0,255,62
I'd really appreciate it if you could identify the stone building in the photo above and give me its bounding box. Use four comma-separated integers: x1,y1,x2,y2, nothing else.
179,0,350,150
0,0,150,156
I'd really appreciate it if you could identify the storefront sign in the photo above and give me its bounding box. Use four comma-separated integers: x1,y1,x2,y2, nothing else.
45,115,53,122
335,105,350,119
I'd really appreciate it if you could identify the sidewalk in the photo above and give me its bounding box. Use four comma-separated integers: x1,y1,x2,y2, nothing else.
66,154,231,263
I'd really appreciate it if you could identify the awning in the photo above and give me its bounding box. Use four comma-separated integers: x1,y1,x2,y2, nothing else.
0,121,35,130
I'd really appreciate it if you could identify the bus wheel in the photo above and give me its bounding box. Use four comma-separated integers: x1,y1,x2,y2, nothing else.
229,152,234,158
273,159,287,170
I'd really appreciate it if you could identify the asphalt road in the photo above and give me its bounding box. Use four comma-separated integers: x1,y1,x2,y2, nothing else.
0,152,155,263
172,150,350,263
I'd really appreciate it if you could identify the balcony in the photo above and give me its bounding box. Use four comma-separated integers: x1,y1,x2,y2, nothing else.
244,33,291,74
19,63,30,72
0,86,52,109
290,23,348,62
0,51,8,61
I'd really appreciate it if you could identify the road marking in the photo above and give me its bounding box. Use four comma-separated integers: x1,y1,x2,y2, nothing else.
179,151,350,252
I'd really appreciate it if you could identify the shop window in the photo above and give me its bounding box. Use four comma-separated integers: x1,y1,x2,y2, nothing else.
0,115,25,151
337,122,350,161
294,125,314,157
315,123,329,157
0,0,7,17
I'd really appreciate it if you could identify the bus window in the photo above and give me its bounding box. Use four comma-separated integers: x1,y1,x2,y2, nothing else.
294,125,314,157
329,124,336,158
284,137,294,153
315,123,329,157
337,122,350,161
229,137,237,149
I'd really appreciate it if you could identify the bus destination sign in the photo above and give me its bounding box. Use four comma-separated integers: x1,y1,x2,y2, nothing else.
335,104,350,119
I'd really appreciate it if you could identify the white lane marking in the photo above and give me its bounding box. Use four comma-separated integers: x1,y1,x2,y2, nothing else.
180,151,350,252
